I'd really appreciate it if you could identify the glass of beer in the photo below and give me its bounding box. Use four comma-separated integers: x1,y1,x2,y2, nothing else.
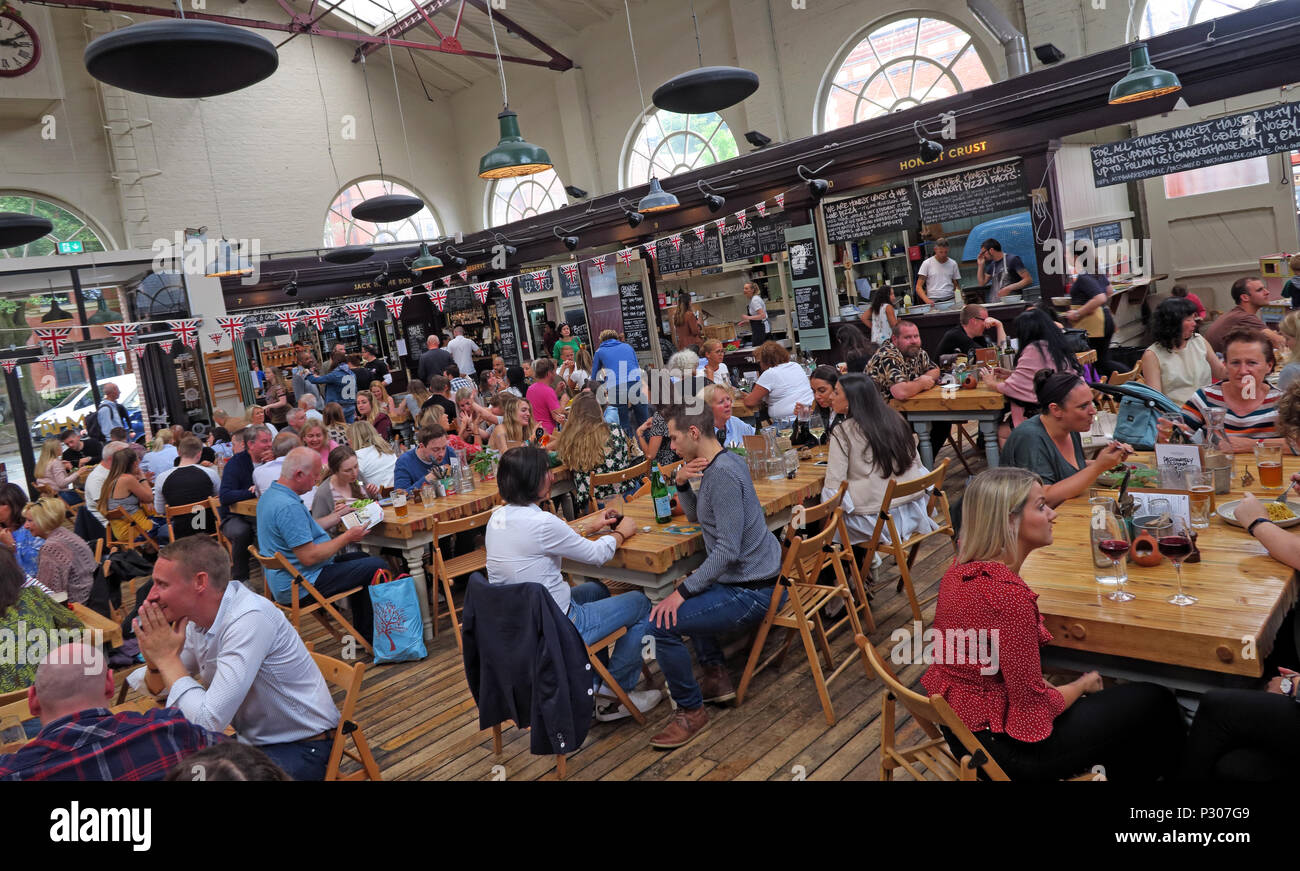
1185,470,1214,529
1255,444,1283,490
393,489,408,518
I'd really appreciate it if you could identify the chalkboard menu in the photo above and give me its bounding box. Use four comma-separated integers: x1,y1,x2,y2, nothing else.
403,321,426,356
787,239,826,330
558,264,583,298
618,281,652,352
494,295,519,366
1091,221,1123,245
823,186,919,243
520,270,553,295
917,161,1027,225
447,286,478,312
789,238,820,282
1090,102,1300,188
721,213,794,261
657,226,723,275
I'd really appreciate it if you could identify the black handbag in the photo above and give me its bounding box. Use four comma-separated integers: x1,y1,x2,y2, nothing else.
1061,328,1091,353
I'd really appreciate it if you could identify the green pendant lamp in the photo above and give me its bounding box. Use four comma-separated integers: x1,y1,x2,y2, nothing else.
476,2,551,179
478,109,552,179
87,293,123,324
409,242,442,272
1109,43,1181,105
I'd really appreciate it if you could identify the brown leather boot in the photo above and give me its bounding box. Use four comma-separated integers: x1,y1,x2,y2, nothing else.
698,663,736,703
649,705,710,749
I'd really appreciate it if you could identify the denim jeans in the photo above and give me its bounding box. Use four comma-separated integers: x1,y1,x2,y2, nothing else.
568,581,651,692
614,400,652,441
649,582,778,709
305,551,387,645
258,737,331,781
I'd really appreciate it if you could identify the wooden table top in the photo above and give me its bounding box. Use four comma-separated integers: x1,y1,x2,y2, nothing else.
893,385,1006,413
1021,452,1299,677
565,456,828,576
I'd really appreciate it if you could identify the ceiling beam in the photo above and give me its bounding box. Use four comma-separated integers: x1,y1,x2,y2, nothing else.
358,0,459,58
463,0,573,71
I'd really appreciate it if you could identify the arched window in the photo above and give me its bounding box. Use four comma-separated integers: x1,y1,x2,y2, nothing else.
819,16,993,132
1137,0,1275,38
0,193,110,259
486,169,568,228
623,108,739,187
323,178,440,247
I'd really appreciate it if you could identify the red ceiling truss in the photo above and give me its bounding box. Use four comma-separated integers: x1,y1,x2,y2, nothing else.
28,0,574,70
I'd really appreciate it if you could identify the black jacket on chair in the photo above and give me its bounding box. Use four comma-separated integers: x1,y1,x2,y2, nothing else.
461,573,594,757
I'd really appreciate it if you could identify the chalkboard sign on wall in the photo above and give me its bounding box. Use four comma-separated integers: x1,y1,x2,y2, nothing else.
558,265,582,298
722,213,794,261
916,161,1027,225
787,239,826,330
823,186,919,243
494,295,519,366
447,285,478,311
618,281,652,352
789,239,820,282
404,321,427,357
1090,102,1300,188
657,227,722,275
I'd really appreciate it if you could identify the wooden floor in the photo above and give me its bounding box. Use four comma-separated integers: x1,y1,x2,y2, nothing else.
171,441,984,781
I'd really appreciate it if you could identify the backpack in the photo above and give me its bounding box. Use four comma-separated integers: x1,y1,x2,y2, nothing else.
1091,382,1184,450
83,408,105,443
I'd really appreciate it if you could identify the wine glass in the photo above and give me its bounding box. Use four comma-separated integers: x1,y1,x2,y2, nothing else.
1159,515,1198,606
1091,498,1134,603
808,415,826,443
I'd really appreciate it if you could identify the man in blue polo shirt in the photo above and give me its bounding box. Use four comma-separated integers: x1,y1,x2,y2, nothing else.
591,329,650,438
256,447,385,645
393,425,455,492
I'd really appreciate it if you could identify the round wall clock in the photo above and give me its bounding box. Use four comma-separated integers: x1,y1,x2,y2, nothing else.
0,8,40,78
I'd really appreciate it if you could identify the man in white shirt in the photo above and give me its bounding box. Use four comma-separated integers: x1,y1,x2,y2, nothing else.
446,326,480,379
915,238,962,305
253,432,311,506
83,441,125,526
131,535,341,781
299,394,324,424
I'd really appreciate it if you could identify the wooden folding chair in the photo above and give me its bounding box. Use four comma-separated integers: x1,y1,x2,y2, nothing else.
585,458,650,513
105,507,159,553
782,480,875,635
858,459,956,623
311,652,382,781
736,507,870,726
628,459,682,501
426,505,497,649
855,635,1101,781
0,687,32,754
248,548,374,655
163,496,230,555
1097,362,1143,413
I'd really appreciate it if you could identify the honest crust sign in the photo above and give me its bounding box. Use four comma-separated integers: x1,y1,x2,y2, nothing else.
899,140,989,172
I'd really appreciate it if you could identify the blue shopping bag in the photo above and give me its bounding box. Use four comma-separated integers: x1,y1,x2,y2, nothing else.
369,574,428,663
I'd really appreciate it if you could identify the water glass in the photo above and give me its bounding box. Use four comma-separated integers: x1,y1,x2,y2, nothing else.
783,449,800,479
766,456,785,481
421,484,437,505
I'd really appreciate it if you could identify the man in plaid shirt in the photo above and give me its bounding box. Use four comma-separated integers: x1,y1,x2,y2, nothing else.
0,644,220,781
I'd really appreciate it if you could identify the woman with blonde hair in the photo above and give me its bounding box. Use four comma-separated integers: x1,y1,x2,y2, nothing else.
35,438,81,505
1277,309,1300,393
349,420,397,488
921,466,1184,780
370,379,399,421
354,391,391,440
488,393,533,453
698,339,730,386
140,428,177,480
24,497,96,604
299,419,336,466
98,448,158,543
417,402,449,432
554,391,641,509
262,366,290,429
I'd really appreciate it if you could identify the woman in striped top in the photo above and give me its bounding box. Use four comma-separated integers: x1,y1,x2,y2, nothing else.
1160,328,1293,453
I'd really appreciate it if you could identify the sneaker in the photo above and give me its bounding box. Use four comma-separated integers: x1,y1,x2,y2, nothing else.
649,705,709,749
699,663,736,703
594,688,664,722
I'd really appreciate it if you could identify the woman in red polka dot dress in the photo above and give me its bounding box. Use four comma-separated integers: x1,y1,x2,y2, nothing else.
921,467,1186,780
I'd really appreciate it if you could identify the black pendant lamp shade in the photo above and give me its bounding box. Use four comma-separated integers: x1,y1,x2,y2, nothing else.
653,66,758,114
322,245,375,264
83,20,279,99
638,177,679,214
0,213,53,249
351,193,424,224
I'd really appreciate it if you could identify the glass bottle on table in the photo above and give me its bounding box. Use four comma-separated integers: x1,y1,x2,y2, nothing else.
650,463,672,524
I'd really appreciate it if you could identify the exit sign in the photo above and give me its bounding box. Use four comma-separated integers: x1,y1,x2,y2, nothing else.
57,241,83,254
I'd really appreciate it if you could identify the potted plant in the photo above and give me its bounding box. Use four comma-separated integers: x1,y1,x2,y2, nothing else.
469,446,500,481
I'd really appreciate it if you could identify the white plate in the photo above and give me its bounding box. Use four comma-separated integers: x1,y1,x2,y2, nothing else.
1217,498,1300,528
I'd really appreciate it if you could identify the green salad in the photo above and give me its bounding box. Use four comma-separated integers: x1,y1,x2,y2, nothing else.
351,499,374,511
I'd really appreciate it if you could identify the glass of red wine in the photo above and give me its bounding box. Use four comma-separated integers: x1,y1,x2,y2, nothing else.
1091,498,1134,602
1159,515,1198,606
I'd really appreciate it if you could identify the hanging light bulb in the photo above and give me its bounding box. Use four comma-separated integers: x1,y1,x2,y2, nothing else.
477,4,552,178
638,177,678,214
408,242,442,272
1109,42,1181,104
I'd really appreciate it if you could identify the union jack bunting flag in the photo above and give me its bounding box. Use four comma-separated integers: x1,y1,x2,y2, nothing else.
643,242,658,260
755,201,767,218
593,255,608,274
208,333,224,347
472,283,490,303
34,327,72,356
159,340,174,354
442,276,454,287
1,360,15,374
694,226,706,242
714,217,726,232
105,323,137,353
670,234,683,252
167,319,200,348
458,270,469,282
429,288,447,310
276,310,302,332
617,248,637,265
304,308,331,331
216,316,246,345
344,301,372,326
494,278,512,297
775,192,785,210
561,263,579,283
735,210,748,228
383,297,404,319
131,345,146,361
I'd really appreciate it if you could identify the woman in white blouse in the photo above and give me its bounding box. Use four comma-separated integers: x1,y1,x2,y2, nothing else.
742,341,814,421
1139,297,1224,405
348,421,397,488
697,339,730,385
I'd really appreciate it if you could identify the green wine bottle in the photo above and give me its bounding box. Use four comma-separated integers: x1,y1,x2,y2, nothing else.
650,463,672,524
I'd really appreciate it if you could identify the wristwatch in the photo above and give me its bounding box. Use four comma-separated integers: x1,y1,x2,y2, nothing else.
1281,676,1295,697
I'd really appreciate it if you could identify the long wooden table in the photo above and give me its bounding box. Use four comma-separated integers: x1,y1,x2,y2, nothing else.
560,457,827,601
893,385,1004,469
1021,452,1298,693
